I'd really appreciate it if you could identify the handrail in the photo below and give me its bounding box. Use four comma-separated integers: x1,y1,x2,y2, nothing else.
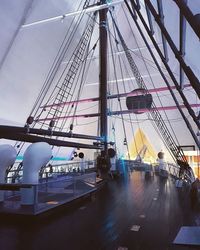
166,162,195,184
0,183,34,191
1,172,96,191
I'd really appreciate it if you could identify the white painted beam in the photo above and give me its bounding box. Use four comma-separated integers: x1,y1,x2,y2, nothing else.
22,0,125,29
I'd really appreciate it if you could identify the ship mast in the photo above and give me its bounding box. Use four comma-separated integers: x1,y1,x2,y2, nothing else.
99,0,108,153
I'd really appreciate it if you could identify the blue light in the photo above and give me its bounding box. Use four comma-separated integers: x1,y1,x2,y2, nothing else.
16,156,68,161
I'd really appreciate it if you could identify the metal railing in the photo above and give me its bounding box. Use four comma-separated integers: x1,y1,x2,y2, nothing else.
6,160,96,183
0,172,96,215
158,162,195,184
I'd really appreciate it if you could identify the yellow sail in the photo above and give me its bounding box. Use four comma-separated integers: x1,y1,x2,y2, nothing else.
128,128,157,163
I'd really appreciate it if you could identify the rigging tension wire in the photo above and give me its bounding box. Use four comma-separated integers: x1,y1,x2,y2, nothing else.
109,9,188,165
121,4,180,147
68,40,99,131
36,12,98,132
124,0,200,151
111,11,139,156
108,19,131,160
30,0,86,118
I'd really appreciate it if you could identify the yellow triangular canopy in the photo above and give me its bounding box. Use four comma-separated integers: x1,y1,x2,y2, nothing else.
128,128,157,163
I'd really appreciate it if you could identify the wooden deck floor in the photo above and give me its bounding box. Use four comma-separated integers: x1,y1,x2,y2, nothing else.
0,171,200,250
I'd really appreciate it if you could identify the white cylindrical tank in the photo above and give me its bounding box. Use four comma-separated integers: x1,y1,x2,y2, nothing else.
0,144,17,202
21,142,52,205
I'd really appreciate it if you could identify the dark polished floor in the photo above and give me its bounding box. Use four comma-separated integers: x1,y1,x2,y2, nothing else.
0,171,200,250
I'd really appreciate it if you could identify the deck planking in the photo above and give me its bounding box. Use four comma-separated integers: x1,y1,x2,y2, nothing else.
0,171,199,250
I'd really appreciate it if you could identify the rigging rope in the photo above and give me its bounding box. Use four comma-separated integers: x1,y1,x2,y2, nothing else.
30,0,86,118
109,9,188,165
121,4,180,147
68,41,99,131
35,11,97,132
111,10,140,158
108,20,131,160
56,42,92,132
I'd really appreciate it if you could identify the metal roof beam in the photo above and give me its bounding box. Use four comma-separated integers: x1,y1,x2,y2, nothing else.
156,0,168,61
179,0,187,90
144,0,200,99
135,0,141,9
174,0,200,40
144,3,154,35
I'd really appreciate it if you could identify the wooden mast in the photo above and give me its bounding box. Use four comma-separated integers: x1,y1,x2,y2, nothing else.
99,0,108,153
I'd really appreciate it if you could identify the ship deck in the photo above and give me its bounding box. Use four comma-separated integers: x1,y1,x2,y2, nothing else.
0,171,200,250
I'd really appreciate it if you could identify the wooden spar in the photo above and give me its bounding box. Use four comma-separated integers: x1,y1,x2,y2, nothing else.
0,132,102,149
0,126,102,141
41,84,191,109
35,103,200,122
